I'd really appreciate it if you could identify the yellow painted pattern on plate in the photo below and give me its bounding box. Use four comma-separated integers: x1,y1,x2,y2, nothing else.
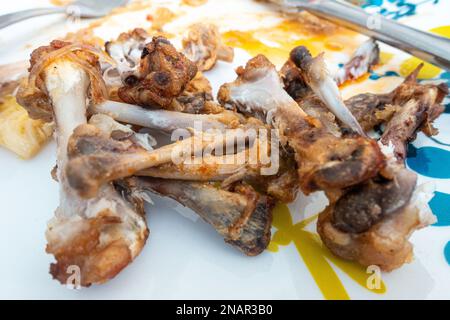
269,203,386,300
400,25,450,79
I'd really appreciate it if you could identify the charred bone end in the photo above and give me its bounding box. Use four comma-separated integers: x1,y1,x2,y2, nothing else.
226,195,274,256
119,177,274,256
289,45,313,73
332,168,417,233
301,137,386,193
317,166,423,271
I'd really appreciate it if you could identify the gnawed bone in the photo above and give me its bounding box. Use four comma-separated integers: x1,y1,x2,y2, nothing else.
138,148,253,181
137,137,267,181
117,177,274,256
16,41,148,287
218,54,384,194
91,100,244,132
66,120,259,198
139,146,300,203
289,46,365,135
380,85,446,160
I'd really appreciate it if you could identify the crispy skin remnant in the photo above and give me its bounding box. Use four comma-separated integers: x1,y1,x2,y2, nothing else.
17,41,148,286
182,23,234,71
118,36,197,108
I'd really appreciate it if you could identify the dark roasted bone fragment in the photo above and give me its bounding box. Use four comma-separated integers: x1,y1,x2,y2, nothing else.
332,168,417,233
117,177,274,256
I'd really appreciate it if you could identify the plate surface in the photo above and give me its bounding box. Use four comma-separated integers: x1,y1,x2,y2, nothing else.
0,0,449,299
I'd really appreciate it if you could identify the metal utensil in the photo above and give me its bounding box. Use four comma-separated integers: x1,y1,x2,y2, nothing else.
0,0,129,29
274,0,450,70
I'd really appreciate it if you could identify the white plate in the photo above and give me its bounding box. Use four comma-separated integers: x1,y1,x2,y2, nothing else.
0,0,449,299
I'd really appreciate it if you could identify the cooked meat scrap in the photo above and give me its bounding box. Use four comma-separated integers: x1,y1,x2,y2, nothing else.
280,60,311,101
118,36,197,108
381,98,436,160
17,40,106,122
386,65,447,143
344,92,394,133
170,71,223,113
345,64,447,136
182,23,234,71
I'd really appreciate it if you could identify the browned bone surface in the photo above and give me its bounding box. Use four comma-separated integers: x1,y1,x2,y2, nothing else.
118,177,273,255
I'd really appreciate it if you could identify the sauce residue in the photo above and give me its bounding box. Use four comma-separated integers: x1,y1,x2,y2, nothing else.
268,203,386,300
222,19,361,66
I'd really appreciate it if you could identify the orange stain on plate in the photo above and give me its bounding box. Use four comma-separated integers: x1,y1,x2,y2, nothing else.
222,19,361,66
50,0,73,6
